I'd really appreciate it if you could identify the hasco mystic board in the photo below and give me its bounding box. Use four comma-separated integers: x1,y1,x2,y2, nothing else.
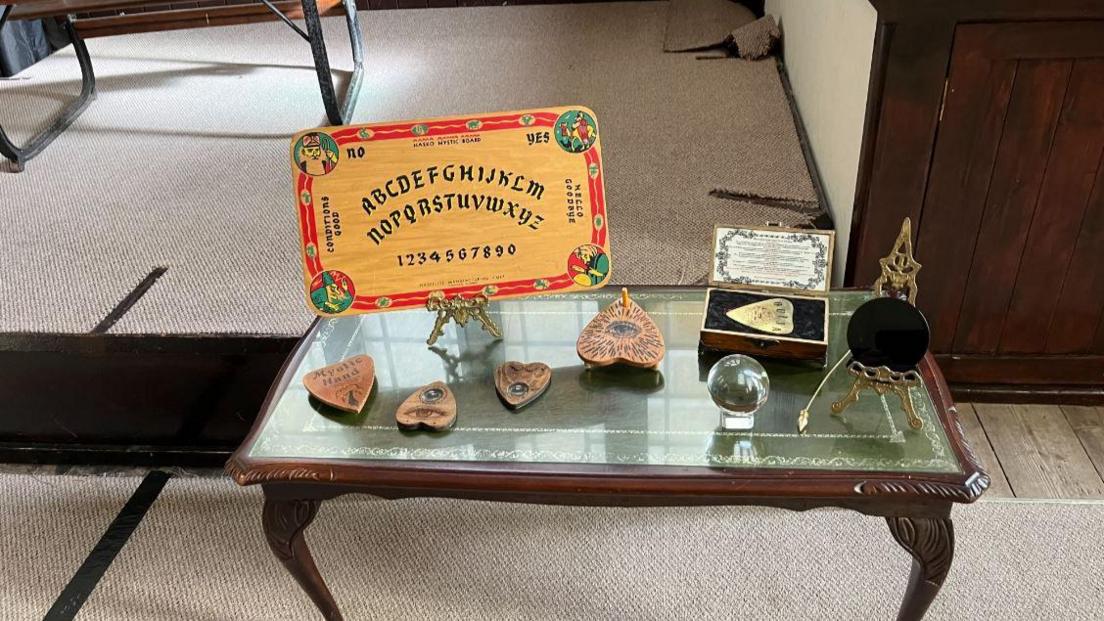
290,106,611,316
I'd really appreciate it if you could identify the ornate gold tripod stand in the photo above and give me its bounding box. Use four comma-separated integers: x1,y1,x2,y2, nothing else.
830,361,923,429
425,292,502,346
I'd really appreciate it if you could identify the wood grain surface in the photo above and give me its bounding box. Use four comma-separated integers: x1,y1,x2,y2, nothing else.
576,289,665,370
974,403,1104,498
394,381,457,431
493,361,551,410
290,107,610,317
302,355,375,414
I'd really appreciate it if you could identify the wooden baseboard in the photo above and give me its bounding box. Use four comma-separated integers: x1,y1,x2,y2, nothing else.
1,332,1100,464
0,333,297,465
935,353,1104,386
939,352,1104,404
950,383,1104,405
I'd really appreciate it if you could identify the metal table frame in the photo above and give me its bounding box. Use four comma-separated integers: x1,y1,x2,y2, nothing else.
0,0,364,171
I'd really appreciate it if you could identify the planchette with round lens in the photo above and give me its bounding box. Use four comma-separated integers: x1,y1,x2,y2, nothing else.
494,361,552,410
846,297,930,372
395,381,457,431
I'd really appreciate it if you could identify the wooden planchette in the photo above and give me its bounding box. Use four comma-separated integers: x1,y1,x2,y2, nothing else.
395,381,457,431
577,288,665,370
494,361,552,409
302,354,375,413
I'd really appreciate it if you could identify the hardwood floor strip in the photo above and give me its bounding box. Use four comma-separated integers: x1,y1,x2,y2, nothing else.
979,403,1104,499
957,404,1013,497
1017,404,1104,498
1061,405,1104,482
975,403,1043,497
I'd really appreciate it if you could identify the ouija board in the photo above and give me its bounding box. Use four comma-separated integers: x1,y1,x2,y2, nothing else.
290,106,611,316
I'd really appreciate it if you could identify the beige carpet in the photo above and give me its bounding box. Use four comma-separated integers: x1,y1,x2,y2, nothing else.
0,474,137,620
0,474,1093,620
664,0,755,51
0,2,818,335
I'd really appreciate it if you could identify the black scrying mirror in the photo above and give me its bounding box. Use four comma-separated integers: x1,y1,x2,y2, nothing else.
846,297,930,372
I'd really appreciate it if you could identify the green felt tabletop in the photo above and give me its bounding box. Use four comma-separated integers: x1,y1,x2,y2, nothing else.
247,289,960,474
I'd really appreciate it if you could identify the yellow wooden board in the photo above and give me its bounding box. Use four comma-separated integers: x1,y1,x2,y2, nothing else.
291,106,611,316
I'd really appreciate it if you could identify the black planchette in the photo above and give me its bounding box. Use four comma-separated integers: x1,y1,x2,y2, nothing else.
846,297,930,372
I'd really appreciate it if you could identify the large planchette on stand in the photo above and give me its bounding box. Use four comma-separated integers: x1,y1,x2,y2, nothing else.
577,289,665,370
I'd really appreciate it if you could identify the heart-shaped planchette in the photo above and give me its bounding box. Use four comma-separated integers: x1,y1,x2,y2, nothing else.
725,298,795,335
576,288,665,370
395,381,457,431
494,361,552,410
302,354,375,413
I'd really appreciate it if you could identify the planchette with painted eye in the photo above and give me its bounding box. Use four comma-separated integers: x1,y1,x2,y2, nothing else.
395,381,457,431
576,288,665,370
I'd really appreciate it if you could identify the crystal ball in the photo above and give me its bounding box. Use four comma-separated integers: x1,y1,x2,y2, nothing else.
706,354,770,414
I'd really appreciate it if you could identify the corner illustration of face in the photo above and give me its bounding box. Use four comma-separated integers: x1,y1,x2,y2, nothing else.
296,134,337,175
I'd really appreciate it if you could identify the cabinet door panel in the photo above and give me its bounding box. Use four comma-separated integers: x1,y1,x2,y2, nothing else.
916,48,1016,352
950,59,1070,353
916,21,1104,360
1002,60,1104,353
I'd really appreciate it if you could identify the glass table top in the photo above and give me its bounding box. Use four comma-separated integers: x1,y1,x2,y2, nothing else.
249,289,960,474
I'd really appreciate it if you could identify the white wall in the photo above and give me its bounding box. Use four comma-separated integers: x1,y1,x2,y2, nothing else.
765,0,877,284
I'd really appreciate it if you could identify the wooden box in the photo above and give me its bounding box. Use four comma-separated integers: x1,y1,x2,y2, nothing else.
699,225,835,365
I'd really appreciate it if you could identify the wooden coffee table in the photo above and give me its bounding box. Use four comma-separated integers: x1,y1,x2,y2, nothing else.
226,288,989,621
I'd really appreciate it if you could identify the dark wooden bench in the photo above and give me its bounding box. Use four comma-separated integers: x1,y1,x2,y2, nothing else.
0,0,364,170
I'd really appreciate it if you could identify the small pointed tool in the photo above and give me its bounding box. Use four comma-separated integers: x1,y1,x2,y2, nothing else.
726,298,794,335
395,381,457,431
494,361,552,410
302,355,375,413
577,288,665,369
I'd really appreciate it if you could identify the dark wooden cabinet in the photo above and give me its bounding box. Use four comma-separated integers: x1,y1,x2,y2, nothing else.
851,2,1104,402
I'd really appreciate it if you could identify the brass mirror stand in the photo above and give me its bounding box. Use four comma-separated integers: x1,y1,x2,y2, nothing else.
827,218,925,430
425,292,503,346
830,361,923,429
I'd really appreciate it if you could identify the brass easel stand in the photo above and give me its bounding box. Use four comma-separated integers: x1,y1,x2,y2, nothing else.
830,360,923,430
425,292,502,346
806,218,926,433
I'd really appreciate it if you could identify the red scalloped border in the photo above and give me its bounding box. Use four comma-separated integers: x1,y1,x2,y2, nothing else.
296,111,607,312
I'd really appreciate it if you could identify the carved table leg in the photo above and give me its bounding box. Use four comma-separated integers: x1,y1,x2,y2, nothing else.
886,516,954,621
263,496,343,621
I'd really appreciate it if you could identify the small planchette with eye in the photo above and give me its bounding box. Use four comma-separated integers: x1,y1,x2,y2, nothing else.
494,361,552,410
302,354,375,413
577,288,665,370
395,381,457,431
846,297,930,372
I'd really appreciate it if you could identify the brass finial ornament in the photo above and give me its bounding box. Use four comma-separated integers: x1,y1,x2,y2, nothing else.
425,292,502,346
798,219,929,434
873,217,922,304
